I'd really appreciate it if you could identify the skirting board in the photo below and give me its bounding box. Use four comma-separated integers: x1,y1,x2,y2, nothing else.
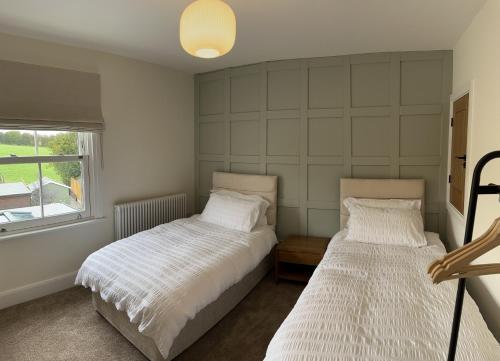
0,270,77,310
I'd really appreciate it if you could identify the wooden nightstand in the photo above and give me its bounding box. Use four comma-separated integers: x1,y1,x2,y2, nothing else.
275,235,330,283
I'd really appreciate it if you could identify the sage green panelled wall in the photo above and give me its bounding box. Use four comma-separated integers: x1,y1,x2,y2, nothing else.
195,51,453,240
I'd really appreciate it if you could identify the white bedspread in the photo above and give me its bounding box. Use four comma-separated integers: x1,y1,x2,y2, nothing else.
266,231,499,361
75,215,276,358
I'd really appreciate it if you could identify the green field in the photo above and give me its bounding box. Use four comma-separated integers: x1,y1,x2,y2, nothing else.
0,144,63,184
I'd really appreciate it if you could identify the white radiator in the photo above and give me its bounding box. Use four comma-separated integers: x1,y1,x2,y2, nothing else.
114,193,187,240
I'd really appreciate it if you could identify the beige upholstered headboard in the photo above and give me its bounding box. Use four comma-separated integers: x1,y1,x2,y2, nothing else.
339,178,425,229
212,172,279,228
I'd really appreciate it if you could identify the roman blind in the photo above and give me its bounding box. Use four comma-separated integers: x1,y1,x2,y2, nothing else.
0,60,104,132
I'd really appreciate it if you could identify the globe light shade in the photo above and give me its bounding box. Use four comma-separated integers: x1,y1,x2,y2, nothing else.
180,0,236,59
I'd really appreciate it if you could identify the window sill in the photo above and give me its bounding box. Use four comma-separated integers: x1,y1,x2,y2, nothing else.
0,216,107,243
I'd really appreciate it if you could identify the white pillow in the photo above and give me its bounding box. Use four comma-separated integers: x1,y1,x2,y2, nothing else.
200,192,262,232
211,189,270,226
343,197,421,210
345,203,426,247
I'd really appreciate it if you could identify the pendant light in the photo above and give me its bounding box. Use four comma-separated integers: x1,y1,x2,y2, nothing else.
179,0,236,59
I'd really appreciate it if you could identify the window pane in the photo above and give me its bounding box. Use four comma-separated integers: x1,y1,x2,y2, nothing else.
36,130,80,156
0,130,81,158
0,164,41,224
0,130,36,157
41,161,84,217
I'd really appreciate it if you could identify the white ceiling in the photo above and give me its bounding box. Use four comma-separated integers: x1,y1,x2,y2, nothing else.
0,0,486,74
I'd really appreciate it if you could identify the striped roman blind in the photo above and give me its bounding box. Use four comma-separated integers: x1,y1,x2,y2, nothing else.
0,60,104,132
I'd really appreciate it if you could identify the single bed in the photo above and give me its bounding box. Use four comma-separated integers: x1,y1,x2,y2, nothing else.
265,178,499,361
76,172,278,361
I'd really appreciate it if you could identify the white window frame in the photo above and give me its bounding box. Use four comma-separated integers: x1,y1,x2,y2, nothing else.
0,131,102,234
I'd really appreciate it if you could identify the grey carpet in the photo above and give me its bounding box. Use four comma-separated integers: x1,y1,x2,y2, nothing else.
0,273,304,361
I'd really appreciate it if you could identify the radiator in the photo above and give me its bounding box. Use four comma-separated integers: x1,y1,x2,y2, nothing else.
114,193,187,240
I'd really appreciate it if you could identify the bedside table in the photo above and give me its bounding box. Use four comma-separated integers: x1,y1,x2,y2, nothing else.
275,235,330,283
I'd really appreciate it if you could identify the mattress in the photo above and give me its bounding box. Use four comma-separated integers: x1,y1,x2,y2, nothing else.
265,230,499,361
93,254,273,361
76,215,277,359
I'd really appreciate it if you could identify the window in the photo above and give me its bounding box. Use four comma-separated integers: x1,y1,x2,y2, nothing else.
0,129,100,233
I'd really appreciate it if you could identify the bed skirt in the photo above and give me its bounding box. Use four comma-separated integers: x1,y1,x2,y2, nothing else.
92,253,273,361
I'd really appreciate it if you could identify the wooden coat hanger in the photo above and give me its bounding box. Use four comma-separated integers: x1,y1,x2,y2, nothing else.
428,217,500,284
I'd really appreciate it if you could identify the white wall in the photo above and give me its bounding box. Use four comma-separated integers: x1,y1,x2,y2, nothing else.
449,0,500,340
0,33,194,308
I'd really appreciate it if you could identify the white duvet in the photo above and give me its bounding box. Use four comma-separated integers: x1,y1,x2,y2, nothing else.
265,231,499,361
75,215,276,359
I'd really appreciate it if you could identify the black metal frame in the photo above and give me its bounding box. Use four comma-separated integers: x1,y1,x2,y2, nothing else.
447,150,500,361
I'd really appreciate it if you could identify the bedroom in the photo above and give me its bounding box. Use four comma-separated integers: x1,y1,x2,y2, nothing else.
0,0,499,360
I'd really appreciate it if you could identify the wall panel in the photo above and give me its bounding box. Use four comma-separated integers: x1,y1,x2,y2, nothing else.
267,67,301,110
400,114,441,156
230,73,260,113
351,116,392,157
266,163,300,203
308,66,344,109
351,61,391,107
199,122,225,155
199,79,225,115
308,209,339,237
230,120,259,155
401,59,443,105
195,51,452,239
267,118,300,156
277,207,300,239
307,165,344,202
308,117,344,156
